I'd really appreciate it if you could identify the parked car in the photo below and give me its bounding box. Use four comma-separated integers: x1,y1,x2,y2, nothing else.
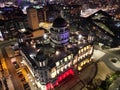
13,61,20,69
23,83,31,90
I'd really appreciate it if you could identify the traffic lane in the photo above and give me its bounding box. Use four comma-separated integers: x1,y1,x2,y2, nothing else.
1,47,24,90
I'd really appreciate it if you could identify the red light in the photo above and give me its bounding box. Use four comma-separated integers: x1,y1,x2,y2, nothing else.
54,68,74,86
46,83,54,90
46,84,50,90
55,81,58,86
51,84,54,89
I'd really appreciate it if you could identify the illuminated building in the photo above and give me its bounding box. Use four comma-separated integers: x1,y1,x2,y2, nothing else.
27,7,39,30
88,10,120,47
0,6,26,40
19,17,94,90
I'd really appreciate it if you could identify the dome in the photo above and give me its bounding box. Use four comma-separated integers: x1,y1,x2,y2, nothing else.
53,17,67,28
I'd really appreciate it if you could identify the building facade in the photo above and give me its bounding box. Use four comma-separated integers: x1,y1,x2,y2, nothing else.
19,17,94,90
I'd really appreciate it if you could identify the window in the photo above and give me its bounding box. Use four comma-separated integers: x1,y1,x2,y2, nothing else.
79,50,81,54
39,62,42,67
64,57,67,62
84,47,86,51
56,61,59,66
57,69,60,74
61,67,63,72
81,49,83,53
51,68,56,78
68,55,71,60
68,62,71,67
64,64,67,69
60,60,63,63
43,61,45,66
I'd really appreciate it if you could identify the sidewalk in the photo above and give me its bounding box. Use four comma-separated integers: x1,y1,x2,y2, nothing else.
6,75,14,90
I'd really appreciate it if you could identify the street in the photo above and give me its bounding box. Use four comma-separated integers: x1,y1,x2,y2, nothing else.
1,47,24,90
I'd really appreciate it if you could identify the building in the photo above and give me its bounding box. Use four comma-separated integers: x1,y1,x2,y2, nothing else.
0,6,26,40
18,17,94,90
87,10,120,47
27,7,39,30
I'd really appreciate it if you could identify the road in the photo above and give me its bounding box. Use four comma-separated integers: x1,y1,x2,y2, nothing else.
1,47,24,90
0,40,24,90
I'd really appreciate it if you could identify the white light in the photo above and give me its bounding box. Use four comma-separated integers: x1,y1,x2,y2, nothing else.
95,13,98,16
78,34,82,39
51,68,56,78
32,83,35,85
20,28,26,32
28,76,31,79
30,79,33,82
50,0,53,2
67,44,71,48
55,51,60,55
43,34,48,39
56,62,59,66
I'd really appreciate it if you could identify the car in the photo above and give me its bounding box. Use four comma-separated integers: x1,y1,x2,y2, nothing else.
21,77,26,82
18,73,24,78
23,83,31,90
17,69,22,74
14,50,20,56
13,61,20,69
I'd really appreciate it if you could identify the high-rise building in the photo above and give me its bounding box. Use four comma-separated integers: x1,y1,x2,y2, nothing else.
27,7,39,30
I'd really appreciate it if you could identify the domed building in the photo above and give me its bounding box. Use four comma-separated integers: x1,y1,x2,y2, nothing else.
19,17,94,90
50,17,70,46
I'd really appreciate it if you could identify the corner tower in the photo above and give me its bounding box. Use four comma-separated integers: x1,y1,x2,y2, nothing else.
50,17,70,47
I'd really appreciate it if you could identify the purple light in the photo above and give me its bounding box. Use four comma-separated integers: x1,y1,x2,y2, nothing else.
17,0,21,5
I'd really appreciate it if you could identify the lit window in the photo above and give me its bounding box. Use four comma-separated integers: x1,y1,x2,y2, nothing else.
61,67,63,72
60,60,63,63
68,55,71,60
51,68,56,78
64,57,67,62
57,69,60,74
80,56,82,60
56,62,59,66
79,50,81,54
43,61,45,66
64,65,67,69
84,47,86,51
68,62,71,67
81,62,83,66
81,49,83,52
73,58,77,64
86,46,89,49
78,66,82,71
39,62,42,67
